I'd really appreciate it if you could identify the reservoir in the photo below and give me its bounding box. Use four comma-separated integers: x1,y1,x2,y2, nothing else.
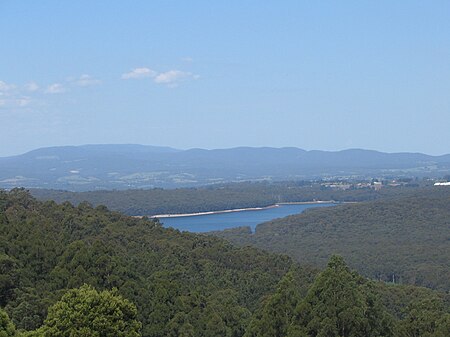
159,202,335,232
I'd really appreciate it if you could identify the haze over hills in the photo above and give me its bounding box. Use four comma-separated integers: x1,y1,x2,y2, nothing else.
1,144,450,191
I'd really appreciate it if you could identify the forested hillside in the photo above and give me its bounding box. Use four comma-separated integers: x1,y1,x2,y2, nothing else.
30,181,422,216
1,189,449,336
213,187,450,291
0,189,296,336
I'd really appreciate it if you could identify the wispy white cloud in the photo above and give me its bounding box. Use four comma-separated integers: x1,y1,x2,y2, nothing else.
24,82,40,92
122,67,157,79
121,66,199,87
154,70,198,87
45,83,66,94
0,97,32,109
0,80,33,109
1,73,103,110
154,70,187,84
0,81,16,92
70,74,101,87
16,97,31,107
0,74,100,110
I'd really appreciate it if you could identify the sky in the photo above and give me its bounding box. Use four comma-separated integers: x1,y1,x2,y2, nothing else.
1,1,449,156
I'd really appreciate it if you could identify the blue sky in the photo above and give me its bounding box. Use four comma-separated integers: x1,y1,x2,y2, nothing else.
1,1,449,156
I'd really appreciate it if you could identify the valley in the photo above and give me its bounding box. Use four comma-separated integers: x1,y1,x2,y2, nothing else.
1,187,449,336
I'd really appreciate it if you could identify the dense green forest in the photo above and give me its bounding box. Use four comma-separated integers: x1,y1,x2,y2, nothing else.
30,181,424,216
0,189,295,336
1,189,449,336
213,187,450,292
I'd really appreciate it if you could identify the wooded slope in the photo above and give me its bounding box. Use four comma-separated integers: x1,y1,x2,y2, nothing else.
213,188,450,291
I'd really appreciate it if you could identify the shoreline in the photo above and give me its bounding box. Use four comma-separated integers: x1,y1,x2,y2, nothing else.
147,200,339,219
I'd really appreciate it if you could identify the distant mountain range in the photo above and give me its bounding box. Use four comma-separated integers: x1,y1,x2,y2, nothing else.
1,144,450,191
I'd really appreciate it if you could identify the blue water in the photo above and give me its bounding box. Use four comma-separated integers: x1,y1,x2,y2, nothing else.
159,203,335,233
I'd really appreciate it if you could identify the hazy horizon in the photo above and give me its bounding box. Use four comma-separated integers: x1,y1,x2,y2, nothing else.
1,1,449,156
2,143,450,158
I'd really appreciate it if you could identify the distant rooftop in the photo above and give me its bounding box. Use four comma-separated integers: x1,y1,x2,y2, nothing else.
434,182,450,186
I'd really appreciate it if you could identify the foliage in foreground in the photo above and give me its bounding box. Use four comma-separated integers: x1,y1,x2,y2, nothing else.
0,308,16,337
1,189,449,336
0,189,293,336
15,257,450,337
245,256,449,337
245,256,394,337
35,284,140,337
